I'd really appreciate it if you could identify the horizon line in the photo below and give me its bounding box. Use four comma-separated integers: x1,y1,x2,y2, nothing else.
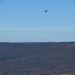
0,41,75,43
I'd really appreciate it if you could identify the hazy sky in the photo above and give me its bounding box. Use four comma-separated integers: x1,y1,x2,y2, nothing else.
0,0,75,42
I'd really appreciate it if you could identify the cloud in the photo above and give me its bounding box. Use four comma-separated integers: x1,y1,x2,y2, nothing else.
0,27,46,31
0,26,75,32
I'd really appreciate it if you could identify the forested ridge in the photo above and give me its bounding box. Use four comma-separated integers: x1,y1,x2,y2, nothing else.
0,42,75,75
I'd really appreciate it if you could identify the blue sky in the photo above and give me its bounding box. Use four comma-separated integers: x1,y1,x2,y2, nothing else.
0,0,75,42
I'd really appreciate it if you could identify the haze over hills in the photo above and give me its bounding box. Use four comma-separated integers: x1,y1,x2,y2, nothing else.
0,42,75,75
